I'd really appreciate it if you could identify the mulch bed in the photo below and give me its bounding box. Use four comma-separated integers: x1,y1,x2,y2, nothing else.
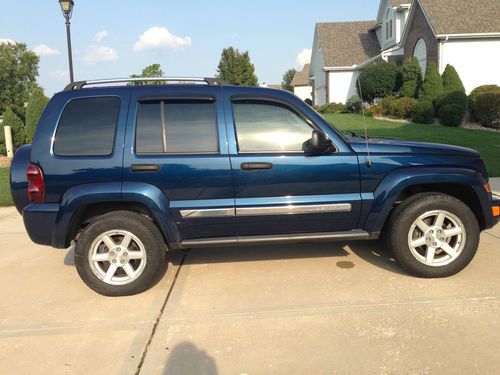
0,156,11,168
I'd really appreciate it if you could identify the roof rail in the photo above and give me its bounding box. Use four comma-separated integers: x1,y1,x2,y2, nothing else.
63,77,230,91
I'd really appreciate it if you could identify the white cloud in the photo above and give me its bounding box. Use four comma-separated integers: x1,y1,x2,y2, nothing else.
0,38,15,45
133,26,191,52
296,48,312,68
33,43,60,56
82,45,119,64
51,69,69,79
94,30,108,42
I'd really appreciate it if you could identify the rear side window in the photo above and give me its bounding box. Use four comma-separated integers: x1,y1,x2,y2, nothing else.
135,100,218,154
54,97,120,156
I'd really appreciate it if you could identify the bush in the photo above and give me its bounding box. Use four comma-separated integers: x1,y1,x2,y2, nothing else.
435,90,468,113
357,62,400,102
418,61,443,103
346,95,362,113
399,57,422,98
474,91,500,128
0,123,5,155
25,88,49,144
412,101,434,124
385,97,417,119
312,104,321,112
318,102,347,114
441,64,465,93
438,104,464,127
366,103,384,117
469,85,500,120
2,107,25,149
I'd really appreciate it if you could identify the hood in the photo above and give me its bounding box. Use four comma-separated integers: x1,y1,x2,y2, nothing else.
348,136,480,158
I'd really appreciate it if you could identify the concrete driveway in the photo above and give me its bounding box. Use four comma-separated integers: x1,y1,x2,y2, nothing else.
0,206,499,374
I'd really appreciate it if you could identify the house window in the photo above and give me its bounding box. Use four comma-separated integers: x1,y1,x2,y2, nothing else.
413,39,427,77
385,9,393,40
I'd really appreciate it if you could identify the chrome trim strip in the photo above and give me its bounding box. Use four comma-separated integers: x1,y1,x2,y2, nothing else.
180,208,235,219
236,203,351,216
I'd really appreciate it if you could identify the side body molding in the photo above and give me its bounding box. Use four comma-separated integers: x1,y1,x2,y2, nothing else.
362,166,489,231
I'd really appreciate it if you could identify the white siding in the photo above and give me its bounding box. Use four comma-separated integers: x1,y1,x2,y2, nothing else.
440,38,500,94
310,31,327,105
328,70,359,104
293,85,313,101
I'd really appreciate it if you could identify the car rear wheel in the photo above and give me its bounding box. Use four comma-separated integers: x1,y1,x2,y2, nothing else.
386,192,479,278
74,211,167,296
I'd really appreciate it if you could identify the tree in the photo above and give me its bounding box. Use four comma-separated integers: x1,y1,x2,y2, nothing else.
25,88,49,143
357,62,400,102
442,64,465,93
399,57,422,98
2,107,25,149
0,42,39,121
129,63,165,85
281,69,297,92
217,47,258,86
418,61,443,103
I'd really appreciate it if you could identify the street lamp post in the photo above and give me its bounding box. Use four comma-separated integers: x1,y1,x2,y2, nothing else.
59,0,75,83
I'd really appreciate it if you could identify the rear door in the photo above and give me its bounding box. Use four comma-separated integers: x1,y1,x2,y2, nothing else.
123,86,235,240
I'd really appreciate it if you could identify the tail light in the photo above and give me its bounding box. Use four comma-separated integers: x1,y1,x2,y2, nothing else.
26,164,45,203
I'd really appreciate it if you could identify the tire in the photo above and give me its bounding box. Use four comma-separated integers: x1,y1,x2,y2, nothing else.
74,211,167,296
386,192,479,278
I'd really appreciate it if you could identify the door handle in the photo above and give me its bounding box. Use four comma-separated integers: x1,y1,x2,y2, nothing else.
130,164,160,172
240,162,273,170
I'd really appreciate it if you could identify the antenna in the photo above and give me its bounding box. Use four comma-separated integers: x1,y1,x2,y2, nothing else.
355,66,373,168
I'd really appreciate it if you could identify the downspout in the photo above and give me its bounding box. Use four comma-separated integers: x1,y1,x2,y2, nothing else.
439,35,449,73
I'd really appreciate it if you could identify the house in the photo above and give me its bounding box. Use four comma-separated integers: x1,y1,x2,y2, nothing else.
291,64,312,101
310,0,500,105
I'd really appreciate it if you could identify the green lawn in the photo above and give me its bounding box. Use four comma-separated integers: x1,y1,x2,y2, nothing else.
0,168,13,206
325,114,500,177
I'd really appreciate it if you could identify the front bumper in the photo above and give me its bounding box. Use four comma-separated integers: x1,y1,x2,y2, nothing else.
490,196,500,228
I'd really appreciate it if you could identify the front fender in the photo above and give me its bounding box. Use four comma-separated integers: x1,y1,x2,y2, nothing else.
363,166,488,231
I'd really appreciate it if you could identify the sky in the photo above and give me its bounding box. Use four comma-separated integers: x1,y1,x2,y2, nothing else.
0,0,379,96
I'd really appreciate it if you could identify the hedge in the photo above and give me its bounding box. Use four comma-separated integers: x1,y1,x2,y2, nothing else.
412,101,434,124
438,104,464,127
346,95,362,113
475,91,500,129
435,90,468,113
318,102,347,114
357,62,400,102
469,85,500,120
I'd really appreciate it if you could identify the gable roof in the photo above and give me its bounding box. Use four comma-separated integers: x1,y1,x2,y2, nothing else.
316,21,381,67
291,64,310,87
419,0,500,35
390,0,412,7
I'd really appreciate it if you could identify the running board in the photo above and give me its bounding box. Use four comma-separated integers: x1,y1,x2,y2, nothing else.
180,230,377,249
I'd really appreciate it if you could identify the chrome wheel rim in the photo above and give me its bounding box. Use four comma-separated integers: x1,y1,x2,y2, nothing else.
407,210,466,267
88,230,147,285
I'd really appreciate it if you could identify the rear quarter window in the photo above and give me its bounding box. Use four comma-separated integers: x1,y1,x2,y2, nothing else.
53,97,120,156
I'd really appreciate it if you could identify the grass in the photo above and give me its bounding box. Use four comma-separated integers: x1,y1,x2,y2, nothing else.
325,114,500,177
0,168,13,206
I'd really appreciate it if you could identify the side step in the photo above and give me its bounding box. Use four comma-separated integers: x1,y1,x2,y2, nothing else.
180,230,377,249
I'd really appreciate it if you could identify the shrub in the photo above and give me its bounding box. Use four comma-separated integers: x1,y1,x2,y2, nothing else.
312,104,321,112
418,61,443,103
441,64,465,93
346,95,362,113
399,57,422,98
357,62,399,102
435,90,468,113
366,103,384,117
2,107,25,149
438,104,464,127
469,85,500,120
385,97,417,119
25,88,49,144
318,102,347,114
0,123,5,155
412,101,434,124
474,91,500,129
380,96,397,114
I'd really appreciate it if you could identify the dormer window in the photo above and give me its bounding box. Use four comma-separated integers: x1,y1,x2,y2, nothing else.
385,8,393,40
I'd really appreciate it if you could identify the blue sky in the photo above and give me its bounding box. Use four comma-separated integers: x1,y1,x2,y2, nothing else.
0,0,379,96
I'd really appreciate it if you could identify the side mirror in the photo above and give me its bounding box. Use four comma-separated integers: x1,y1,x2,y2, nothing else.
303,130,335,156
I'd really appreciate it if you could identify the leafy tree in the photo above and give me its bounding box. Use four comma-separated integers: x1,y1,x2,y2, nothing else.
25,88,49,143
441,64,465,93
399,57,422,98
129,63,165,85
281,69,297,92
217,47,258,86
357,62,399,102
418,61,443,103
2,107,25,149
0,42,40,121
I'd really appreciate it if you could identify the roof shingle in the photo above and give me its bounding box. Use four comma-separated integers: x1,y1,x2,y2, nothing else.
291,64,310,86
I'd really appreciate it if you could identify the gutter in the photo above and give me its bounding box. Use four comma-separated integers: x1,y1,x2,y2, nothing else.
436,32,500,39
324,54,383,71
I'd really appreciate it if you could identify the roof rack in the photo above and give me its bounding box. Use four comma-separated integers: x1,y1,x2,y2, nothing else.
63,77,230,91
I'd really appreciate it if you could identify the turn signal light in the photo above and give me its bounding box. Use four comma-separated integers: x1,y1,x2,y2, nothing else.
484,183,492,193
26,164,45,203
493,206,500,217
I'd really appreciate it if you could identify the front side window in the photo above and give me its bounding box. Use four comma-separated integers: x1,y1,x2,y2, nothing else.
135,100,218,154
54,97,120,156
233,102,313,153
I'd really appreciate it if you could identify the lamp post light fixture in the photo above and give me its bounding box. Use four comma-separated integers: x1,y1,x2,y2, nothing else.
59,0,75,83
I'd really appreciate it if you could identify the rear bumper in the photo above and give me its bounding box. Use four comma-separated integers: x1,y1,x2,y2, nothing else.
23,203,59,246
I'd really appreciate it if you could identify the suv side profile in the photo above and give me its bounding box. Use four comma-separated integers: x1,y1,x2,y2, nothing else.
10,77,500,296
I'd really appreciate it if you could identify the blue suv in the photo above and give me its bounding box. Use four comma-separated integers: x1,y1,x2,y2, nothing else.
10,77,500,296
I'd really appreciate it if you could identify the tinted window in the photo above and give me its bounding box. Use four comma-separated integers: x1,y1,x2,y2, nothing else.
233,102,313,152
54,97,120,156
136,101,218,154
